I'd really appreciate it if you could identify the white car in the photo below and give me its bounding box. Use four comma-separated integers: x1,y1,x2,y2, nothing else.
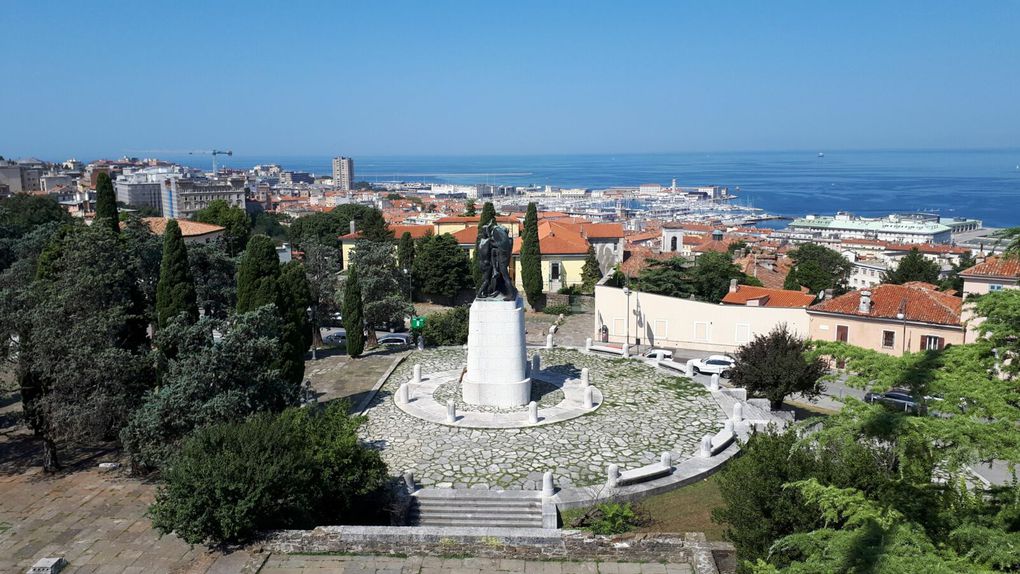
691,355,736,377
642,348,674,360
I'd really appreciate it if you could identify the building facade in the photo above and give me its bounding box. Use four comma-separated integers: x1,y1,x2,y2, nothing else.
332,156,353,191
789,213,952,244
160,178,245,219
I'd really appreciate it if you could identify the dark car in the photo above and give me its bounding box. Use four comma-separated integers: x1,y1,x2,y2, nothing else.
323,330,347,346
378,333,412,348
864,389,926,415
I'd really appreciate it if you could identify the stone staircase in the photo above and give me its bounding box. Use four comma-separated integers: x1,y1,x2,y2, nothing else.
408,489,549,528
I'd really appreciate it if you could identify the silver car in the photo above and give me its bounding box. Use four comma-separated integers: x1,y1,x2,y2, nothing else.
691,355,736,377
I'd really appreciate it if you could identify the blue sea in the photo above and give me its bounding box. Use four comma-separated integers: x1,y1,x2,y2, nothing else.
169,149,1020,228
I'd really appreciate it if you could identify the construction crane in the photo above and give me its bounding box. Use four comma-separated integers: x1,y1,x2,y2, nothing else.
188,149,233,175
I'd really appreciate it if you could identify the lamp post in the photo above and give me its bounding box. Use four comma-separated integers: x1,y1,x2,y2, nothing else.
402,268,412,302
307,306,317,360
623,285,632,348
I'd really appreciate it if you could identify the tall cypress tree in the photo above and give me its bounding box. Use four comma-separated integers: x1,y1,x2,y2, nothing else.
236,235,280,313
472,202,498,287
397,231,415,273
342,265,365,358
94,172,120,235
580,245,602,294
155,219,198,328
278,261,312,385
520,202,543,308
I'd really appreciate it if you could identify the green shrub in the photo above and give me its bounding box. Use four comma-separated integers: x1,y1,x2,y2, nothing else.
557,285,581,296
422,306,469,346
148,402,388,545
569,502,649,535
542,303,573,316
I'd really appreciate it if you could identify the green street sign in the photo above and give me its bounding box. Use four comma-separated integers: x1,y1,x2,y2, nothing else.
410,316,426,330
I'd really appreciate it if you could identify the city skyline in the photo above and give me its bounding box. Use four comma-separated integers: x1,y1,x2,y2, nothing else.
3,1,1018,158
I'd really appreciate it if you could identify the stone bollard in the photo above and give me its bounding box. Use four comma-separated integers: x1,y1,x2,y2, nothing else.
709,373,720,391
732,402,743,424
685,359,696,377
412,364,422,385
446,399,456,423
403,470,415,492
532,353,541,373
580,367,590,387
724,419,734,434
548,324,557,335
542,471,555,497
585,337,592,353
607,464,620,488
660,451,672,469
583,386,595,409
654,350,663,367
528,401,539,424
622,343,630,358
700,435,714,458
397,383,409,404
546,334,554,349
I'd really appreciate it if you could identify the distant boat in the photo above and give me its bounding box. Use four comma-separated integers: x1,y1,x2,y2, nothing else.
818,152,825,158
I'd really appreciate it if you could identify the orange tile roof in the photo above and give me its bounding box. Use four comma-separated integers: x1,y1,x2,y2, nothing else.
451,226,478,244
579,222,625,239
959,256,1020,280
692,239,733,253
434,215,518,224
511,221,590,255
133,217,224,237
733,255,793,290
619,247,674,276
721,285,816,308
808,282,962,326
390,224,433,240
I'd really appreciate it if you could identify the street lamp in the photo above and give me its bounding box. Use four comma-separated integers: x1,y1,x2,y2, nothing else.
307,306,317,360
623,285,632,348
402,268,412,302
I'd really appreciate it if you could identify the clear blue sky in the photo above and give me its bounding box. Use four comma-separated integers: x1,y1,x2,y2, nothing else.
3,1,1018,158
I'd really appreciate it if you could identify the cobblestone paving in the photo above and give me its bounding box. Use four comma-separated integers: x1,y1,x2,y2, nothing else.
359,348,725,490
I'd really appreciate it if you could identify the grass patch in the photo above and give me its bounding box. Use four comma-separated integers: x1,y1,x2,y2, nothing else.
639,476,728,540
0,522,11,534
783,400,838,420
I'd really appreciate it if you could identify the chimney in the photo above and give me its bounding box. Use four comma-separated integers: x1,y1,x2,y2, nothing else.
859,290,872,313
824,288,833,300
349,220,356,234
729,279,738,293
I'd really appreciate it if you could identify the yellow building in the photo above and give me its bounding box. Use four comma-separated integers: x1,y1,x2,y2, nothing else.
512,220,591,293
433,215,520,237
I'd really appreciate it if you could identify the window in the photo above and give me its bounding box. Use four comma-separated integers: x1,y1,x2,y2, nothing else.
921,335,945,351
550,262,560,280
882,330,895,348
653,319,668,340
670,236,678,251
836,325,849,343
990,284,1004,292
735,323,751,344
694,322,710,342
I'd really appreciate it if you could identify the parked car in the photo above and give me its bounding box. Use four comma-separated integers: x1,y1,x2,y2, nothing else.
864,388,926,414
323,330,347,346
691,355,736,377
642,348,674,360
322,312,343,328
378,333,412,348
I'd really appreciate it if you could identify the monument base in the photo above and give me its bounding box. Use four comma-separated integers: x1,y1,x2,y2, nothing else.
462,296,531,407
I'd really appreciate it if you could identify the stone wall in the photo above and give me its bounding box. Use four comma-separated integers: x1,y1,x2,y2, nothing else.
261,526,732,571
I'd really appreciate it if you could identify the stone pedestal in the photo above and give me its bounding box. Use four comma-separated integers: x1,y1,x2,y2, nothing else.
462,297,531,407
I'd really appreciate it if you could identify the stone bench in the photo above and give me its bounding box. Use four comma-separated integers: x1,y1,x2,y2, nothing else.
588,344,625,356
709,428,736,456
617,462,672,486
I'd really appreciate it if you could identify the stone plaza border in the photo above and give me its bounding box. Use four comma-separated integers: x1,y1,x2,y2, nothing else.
394,369,605,429
260,526,732,574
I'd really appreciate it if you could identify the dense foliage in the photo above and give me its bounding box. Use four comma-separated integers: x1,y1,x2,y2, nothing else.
289,204,390,250
412,233,472,301
580,245,602,294
192,199,252,256
342,264,365,357
277,261,312,385
397,230,415,273
638,252,754,302
881,248,942,285
730,324,827,409
121,309,296,470
187,243,237,318
783,243,852,294
148,403,388,545
349,240,413,342
301,239,342,346
94,172,120,235
236,235,281,313
520,202,543,308
421,306,469,346
0,194,71,270
155,219,198,328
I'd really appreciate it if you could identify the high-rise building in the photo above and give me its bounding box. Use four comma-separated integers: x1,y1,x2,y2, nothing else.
332,156,353,191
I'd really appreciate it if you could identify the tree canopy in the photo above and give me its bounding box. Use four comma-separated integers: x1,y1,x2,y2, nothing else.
412,233,471,301
236,235,281,313
581,245,602,294
192,200,251,256
638,252,754,302
520,202,543,308
94,172,120,235
881,248,942,285
783,243,852,294
342,264,365,358
349,240,412,342
730,324,827,409
155,219,198,328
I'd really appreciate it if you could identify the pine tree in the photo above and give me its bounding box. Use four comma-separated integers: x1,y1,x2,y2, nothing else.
472,202,497,287
236,235,281,313
155,219,198,328
881,248,942,285
277,261,312,385
342,265,365,358
520,202,543,308
580,245,602,294
397,231,415,273
94,172,120,235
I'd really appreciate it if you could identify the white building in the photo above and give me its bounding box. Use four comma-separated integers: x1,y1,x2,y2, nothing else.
332,156,353,191
789,213,953,244
161,177,245,219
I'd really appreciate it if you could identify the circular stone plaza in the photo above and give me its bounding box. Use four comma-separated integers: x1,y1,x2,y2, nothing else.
359,346,745,492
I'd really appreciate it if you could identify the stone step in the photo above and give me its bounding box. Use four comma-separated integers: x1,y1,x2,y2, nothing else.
413,515,544,528
409,507,541,518
408,492,547,529
415,498,542,509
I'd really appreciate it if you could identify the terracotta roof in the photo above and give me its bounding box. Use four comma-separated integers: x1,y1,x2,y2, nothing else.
721,285,816,308
451,226,478,244
733,255,793,290
133,217,224,237
959,256,1020,280
390,224,433,240
692,239,733,253
434,215,518,224
578,222,625,239
619,247,673,276
808,282,962,326
512,221,590,255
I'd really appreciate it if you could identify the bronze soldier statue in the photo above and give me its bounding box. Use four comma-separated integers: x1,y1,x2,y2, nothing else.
476,221,519,301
